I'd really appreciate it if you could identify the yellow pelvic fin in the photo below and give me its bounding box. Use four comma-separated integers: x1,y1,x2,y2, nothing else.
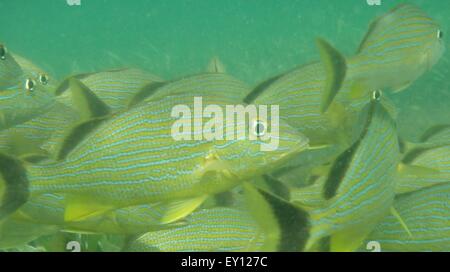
330,227,373,252
390,206,413,238
397,163,440,177
64,199,113,222
160,195,207,224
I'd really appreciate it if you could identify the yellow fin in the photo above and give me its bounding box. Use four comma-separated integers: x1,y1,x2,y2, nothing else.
397,163,440,177
307,144,331,151
316,38,347,113
64,199,113,222
390,206,413,238
160,195,207,224
349,80,369,100
330,227,372,252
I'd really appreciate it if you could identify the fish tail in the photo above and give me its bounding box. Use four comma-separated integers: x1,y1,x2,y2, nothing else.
243,182,311,252
0,153,29,220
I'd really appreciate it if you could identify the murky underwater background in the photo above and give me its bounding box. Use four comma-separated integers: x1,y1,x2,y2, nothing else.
0,0,449,252
0,0,448,140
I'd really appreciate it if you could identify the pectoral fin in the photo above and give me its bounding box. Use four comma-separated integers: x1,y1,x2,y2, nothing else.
160,196,207,224
64,198,114,222
390,206,413,238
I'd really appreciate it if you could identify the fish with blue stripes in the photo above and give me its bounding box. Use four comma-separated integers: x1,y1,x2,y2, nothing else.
361,183,450,252
294,91,400,252
0,87,309,224
346,4,445,100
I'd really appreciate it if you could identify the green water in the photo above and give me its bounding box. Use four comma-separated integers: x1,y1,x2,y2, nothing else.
0,0,449,252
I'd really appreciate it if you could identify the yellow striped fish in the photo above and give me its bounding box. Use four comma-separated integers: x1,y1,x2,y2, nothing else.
125,183,310,252
124,207,265,252
362,183,450,252
0,91,309,223
346,4,445,98
300,92,400,252
0,50,56,130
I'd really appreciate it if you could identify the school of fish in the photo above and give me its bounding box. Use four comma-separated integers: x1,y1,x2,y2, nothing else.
0,4,448,252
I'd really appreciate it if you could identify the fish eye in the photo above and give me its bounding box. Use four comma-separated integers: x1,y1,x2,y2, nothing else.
39,74,49,85
0,44,6,60
372,90,382,101
437,30,443,39
253,120,266,137
25,78,36,93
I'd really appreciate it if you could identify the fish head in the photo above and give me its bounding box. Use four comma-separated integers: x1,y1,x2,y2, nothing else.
214,114,310,180
0,72,55,129
0,44,23,88
422,26,445,71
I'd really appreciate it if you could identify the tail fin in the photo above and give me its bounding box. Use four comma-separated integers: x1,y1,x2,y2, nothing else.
243,183,310,252
0,153,29,220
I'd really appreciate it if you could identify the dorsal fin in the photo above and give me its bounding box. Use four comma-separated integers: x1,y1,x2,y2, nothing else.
56,117,108,161
207,57,226,73
54,73,94,96
316,38,347,113
243,183,310,252
68,78,111,120
128,81,168,108
419,124,450,142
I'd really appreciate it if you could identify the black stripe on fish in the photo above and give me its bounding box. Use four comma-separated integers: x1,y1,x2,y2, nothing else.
257,188,310,252
262,175,291,201
244,74,285,104
128,81,168,108
322,100,377,199
419,124,450,142
57,117,108,160
0,153,29,220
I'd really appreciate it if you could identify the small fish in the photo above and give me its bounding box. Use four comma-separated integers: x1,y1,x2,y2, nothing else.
347,4,445,98
0,90,309,223
245,38,348,144
362,183,450,252
123,207,265,252
0,51,56,130
297,91,400,252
